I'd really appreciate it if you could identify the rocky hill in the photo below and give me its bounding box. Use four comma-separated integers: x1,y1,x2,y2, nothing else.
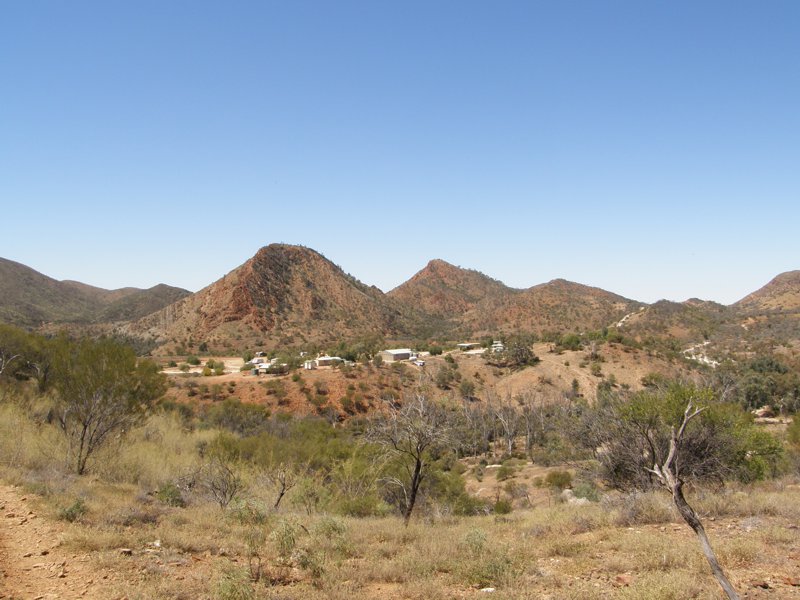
388,259,515,319
6,249,800,359
496,279,639,335
390,260,639,337
616,299,733,344
734,271,800,313
124,244,419,353
0,257,190,327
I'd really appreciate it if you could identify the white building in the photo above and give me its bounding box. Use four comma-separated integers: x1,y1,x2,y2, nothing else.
316,355,343,367
379,348,413,363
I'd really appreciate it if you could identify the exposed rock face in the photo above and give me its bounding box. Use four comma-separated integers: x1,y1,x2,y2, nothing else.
126,244,414,351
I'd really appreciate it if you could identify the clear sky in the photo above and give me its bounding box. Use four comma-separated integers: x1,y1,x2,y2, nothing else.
2,1,798,304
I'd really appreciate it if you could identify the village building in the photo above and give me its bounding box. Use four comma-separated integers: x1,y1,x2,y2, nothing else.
379,348,413,363
315,355,343,367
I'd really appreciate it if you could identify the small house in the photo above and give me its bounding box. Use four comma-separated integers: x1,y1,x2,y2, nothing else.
316,355,343,367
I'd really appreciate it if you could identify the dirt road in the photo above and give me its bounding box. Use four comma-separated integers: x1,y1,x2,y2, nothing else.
0,484,113,600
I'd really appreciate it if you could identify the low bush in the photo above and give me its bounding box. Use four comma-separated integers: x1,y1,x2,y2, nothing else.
544,470,572,490
58,498,88,523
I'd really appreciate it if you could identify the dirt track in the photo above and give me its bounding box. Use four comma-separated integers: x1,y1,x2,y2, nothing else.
0,484,114,600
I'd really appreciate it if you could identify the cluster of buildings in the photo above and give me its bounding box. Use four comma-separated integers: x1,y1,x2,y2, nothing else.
252,340,510,375
456,341,505,354
303,355,354,370
251,355,288,374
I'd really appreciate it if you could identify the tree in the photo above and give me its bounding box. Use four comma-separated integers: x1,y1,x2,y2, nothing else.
264,462,303,510
52,337,166,474
647,401,740,599
203,456,244,509
517,389,547,456
458,379,475,400
485,338,539,370
368,394,451,526
0,324,30,379
591,383,785,599
591,385,783,490
486,391,519,455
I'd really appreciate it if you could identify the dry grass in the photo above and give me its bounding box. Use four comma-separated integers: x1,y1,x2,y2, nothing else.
12,478,800,599
3,396,799,600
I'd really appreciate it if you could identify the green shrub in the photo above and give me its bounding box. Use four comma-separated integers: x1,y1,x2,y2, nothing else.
544,469,572,489
572,481,600,502
214,565,254,600
187,355,201,366
59,498,88,523
228,501,269,526
787,417,800,447
495,464,515,481
493,498,513,514
156,482,186,507
462,528,487,556
269,518,300,559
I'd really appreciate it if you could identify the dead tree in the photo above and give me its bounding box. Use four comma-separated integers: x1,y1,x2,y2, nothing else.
203,457,243,508
263,462,302,510
485,390,519,455
647,402,740,600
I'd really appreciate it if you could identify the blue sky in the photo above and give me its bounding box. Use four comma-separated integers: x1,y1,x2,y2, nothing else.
1,1,798,304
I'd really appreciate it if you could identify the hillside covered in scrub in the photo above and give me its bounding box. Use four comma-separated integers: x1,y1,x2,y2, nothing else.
1,325,800,598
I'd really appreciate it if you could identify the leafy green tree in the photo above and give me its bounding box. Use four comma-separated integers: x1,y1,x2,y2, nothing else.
558,334,582,352
0,324,31,379
52,337,166,474
589,384,784,491
435,366,454,389
368,394,451,526
459,379,476,400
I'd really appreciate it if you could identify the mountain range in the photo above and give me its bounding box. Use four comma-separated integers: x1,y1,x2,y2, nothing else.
1,246,799,356
0,257,190,328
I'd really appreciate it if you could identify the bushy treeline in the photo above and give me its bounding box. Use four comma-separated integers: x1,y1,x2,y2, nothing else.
1,324,796,527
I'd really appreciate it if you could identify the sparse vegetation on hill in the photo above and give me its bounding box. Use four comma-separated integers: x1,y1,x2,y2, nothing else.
2,324,800,599
4,249,800,369
0,257,190,327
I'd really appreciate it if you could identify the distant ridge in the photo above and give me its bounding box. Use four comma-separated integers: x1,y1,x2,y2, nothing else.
4,250,800,356
0,257,190,327
734,271,800,312
389,260,639,336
